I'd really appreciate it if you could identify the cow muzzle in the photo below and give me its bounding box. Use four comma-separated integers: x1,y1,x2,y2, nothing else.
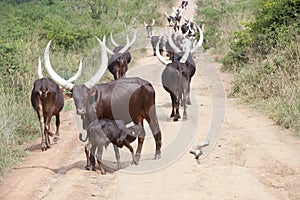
76,109,86,115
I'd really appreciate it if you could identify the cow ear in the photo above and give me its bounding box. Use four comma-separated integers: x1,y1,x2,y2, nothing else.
88,88,97,96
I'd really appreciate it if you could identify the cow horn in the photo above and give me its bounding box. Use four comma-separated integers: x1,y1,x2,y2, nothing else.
66,59,82,83
168,31,181,54
110,32,119,47
119,31,136,54
84,36,108,89
172,7,177,14
144,21,148,26
179,49,189,63
156,36,171,66
165,12,169,18
151,19,155,26
44,40,75,90
38,56,43,79
190,24,204,53
102,35,115,55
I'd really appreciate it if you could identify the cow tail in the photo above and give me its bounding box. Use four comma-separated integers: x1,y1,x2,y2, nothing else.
79,131,89,142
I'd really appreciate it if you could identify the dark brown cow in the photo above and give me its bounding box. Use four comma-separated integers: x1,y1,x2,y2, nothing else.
106,32,136,80
144,19,155,38
44,37,162,162
166,25,203,105
157,42,190,121
31,57,82,151
30,58,64,151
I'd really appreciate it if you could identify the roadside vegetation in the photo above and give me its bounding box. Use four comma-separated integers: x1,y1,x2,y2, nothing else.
0,0,173,176
197,0,300,134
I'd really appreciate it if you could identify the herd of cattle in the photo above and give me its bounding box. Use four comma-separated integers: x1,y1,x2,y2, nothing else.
30,0,204,173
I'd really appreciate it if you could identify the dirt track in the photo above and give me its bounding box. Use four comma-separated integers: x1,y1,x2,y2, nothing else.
1,1,300,199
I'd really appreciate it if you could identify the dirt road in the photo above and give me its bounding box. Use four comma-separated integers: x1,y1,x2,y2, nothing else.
1,1,300,199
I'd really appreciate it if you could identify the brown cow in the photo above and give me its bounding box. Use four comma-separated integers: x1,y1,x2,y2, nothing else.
31,57,82,150
106,32,136,80
30,58,64,151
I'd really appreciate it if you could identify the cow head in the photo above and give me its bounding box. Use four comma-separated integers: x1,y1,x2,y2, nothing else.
144,19,155,38
44,36,108,116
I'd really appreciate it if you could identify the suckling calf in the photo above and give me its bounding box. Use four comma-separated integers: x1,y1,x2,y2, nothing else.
80,119,144,174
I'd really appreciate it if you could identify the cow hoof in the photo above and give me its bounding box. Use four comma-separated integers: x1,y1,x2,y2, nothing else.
153,154,161,160
53,135,59,143
173,118,179,122
183,115,187,121
85,165,91,170
135,153,141,163
41,143,47,151
132,160,139,165
90,166,97,171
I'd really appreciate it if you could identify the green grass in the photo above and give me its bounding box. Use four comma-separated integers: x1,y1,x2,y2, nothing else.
196,0,300,135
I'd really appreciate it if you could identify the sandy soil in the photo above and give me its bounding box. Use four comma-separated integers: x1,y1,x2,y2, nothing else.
0,1,300,200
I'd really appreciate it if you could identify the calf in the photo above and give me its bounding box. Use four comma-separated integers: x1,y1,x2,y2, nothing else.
80,119,143,174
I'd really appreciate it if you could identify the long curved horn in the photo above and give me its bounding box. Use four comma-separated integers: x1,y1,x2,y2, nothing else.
156,36,171,66
66,59,82,83
144,21,148,26
168,31,181,54
110,32,119,47
84,36,108,89
165,12,169,18
119,31,136,54
191,24,204,53
151,19,155,26
38,56,43,79
179,48,190,64
44,40,74,90
102,36,115,55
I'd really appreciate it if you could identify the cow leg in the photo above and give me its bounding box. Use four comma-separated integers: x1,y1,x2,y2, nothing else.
135,125,146,164
39,116,47,151
123,140,138,165
53,113,60,142
174,97,181,121
112,144,121,170
84,143,92,170
135,137,144,164
170,94,176,118
95,145,106,174
146,110,162,160
88,143,97,171
187,82,192,105
182,91,188,120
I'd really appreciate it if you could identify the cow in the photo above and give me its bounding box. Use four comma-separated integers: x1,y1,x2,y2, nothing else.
106,32,136,80
181,17,196,38
165,12,180,32
156,39,190,121
180,0,189,10
30,57,64,151
166,24,204,105
31,57,82,151
144,19,155,38
79,119,144,173
44,37,162,163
